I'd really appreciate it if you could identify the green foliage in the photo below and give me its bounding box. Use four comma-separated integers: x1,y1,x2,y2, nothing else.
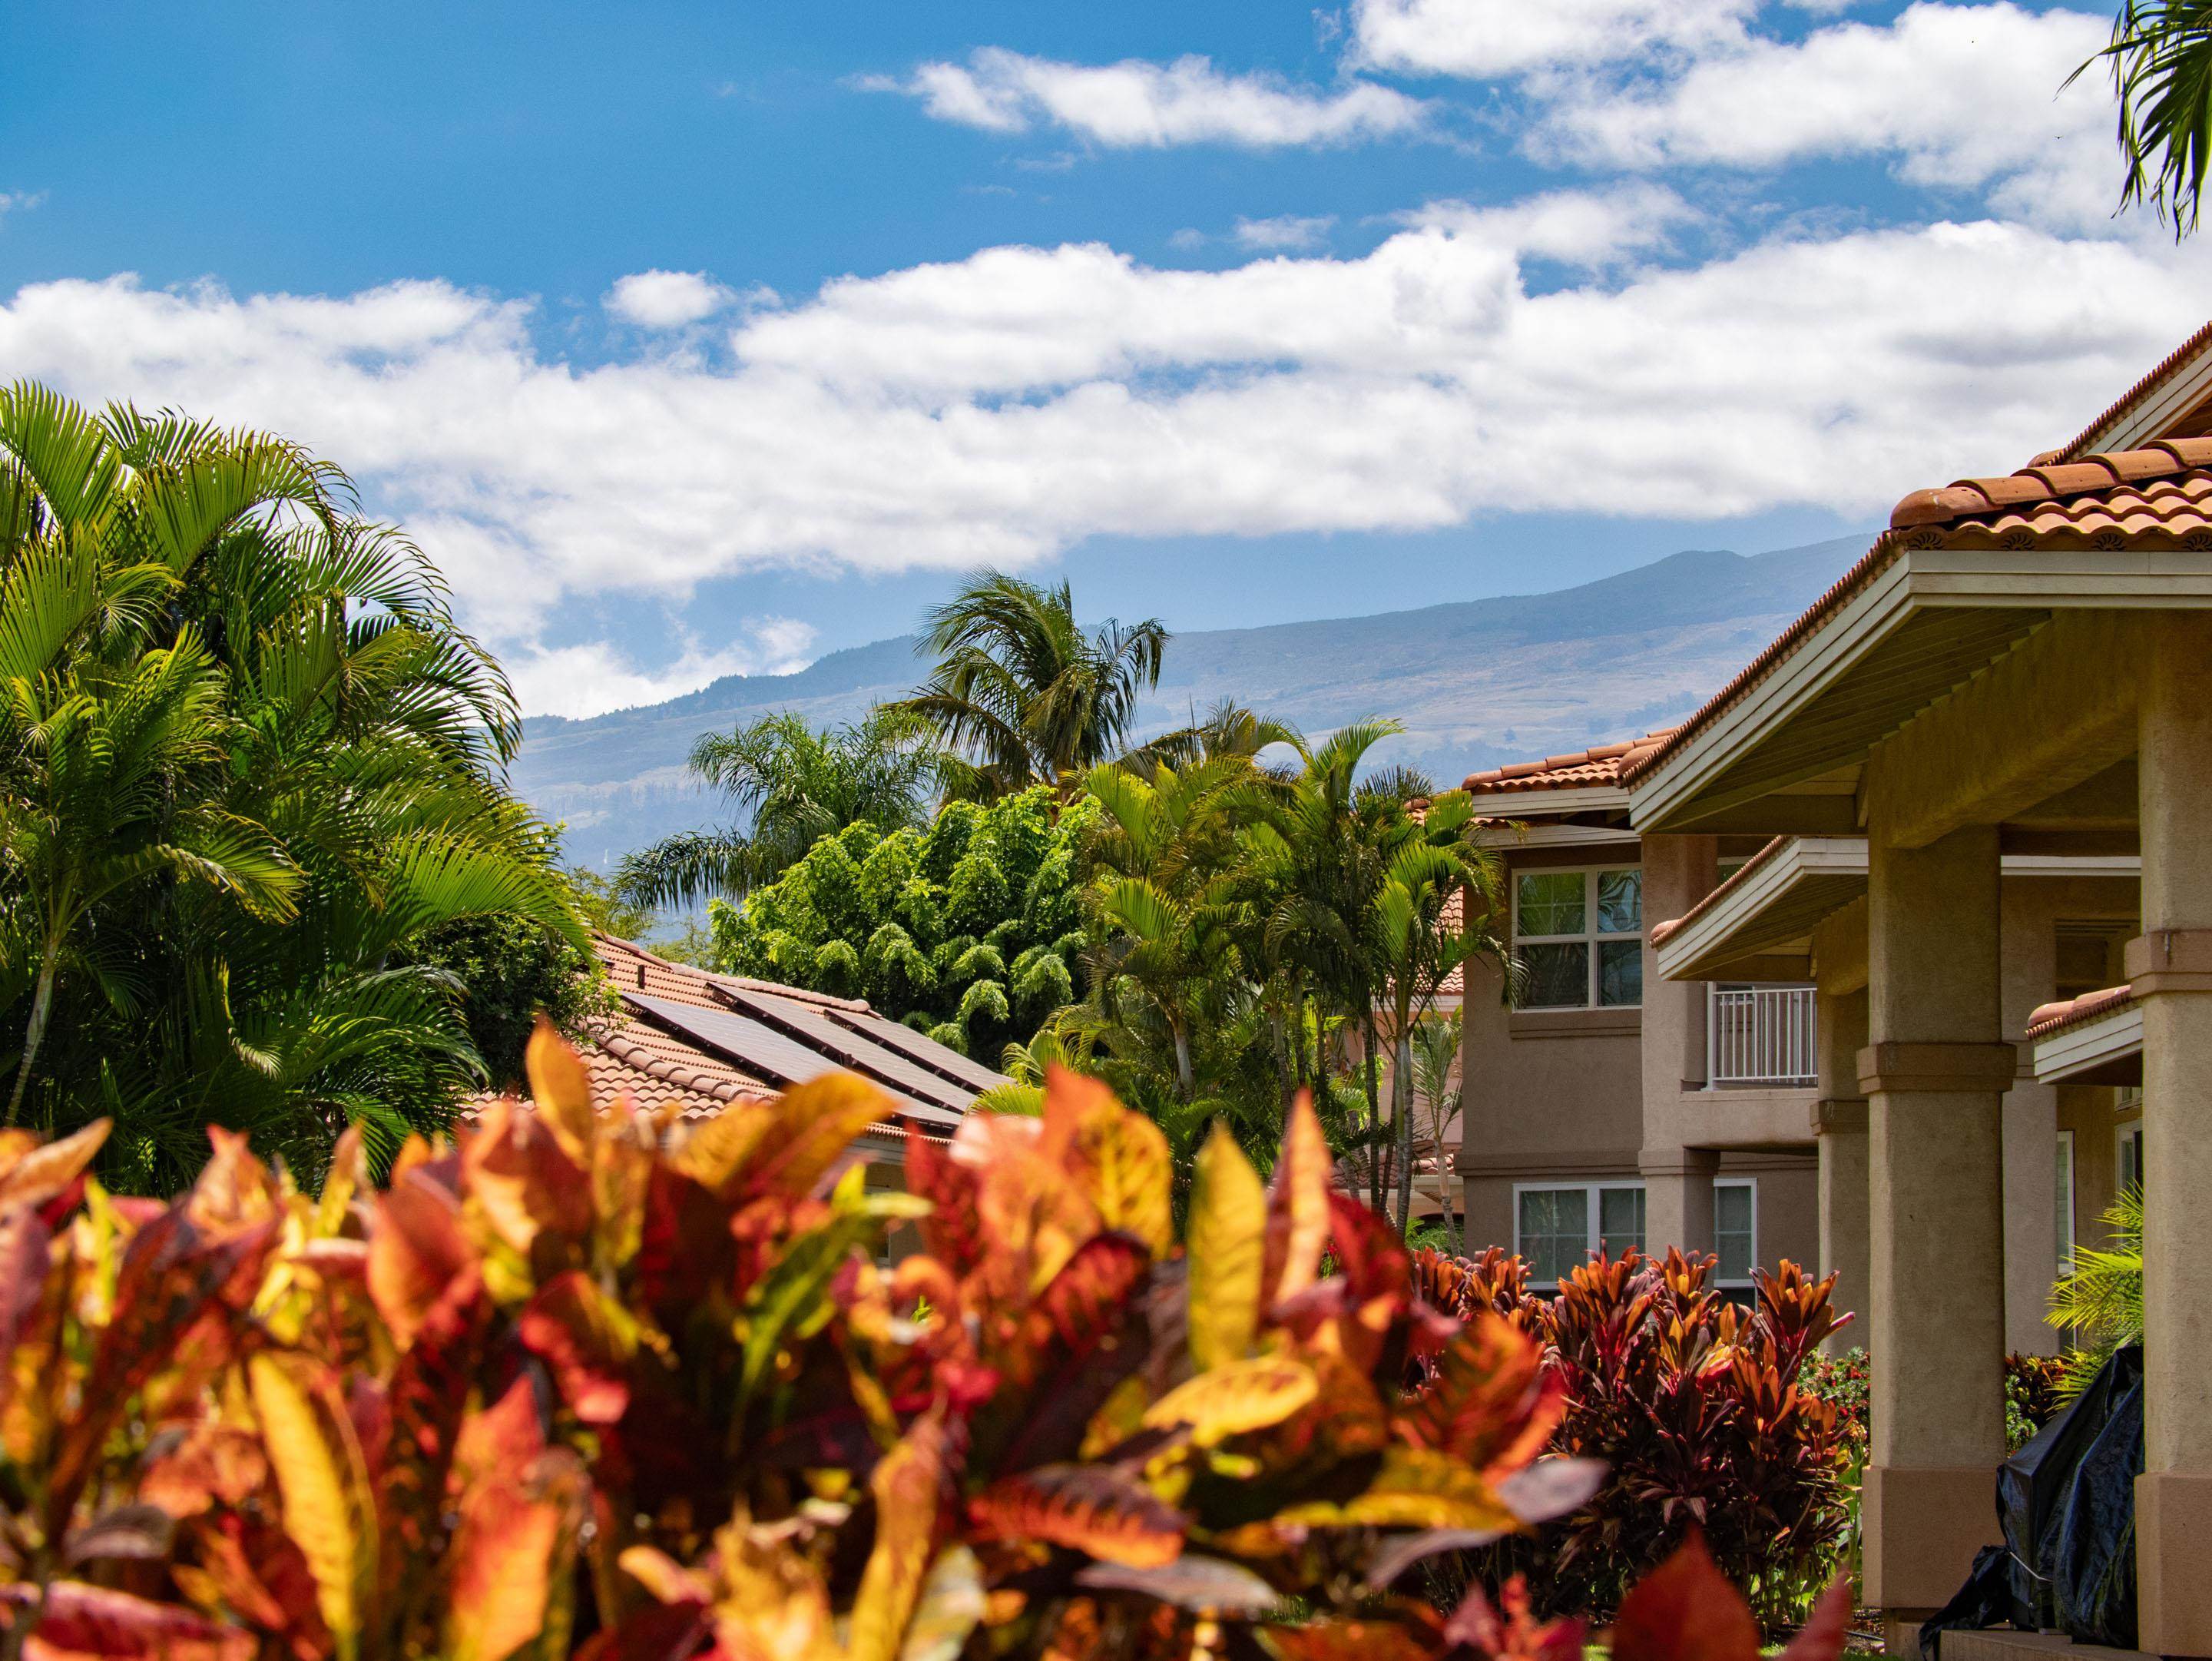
2079,0,2212,234
2006,1352,2069,1449
616,705,950,908
0,384,582,1189
2051,1183,2145,1395
710,784,1089,1059
396,910,616,1089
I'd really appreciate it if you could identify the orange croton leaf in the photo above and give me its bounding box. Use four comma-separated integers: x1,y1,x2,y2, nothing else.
366,1172,475,1352
1185,1123,1266,1372
1775,1574,1854,1661
0,1119,108,1215
969,1464,1188,1569
1032,1232,1151,1358
691,1073,895,1206
439,1447,588,1661
460,1096,594,1258
140,1422,270,1520
1608,1533,1763,1661
525,1018,601,1169
1263,1089,1332,1311
1397,1313,1566,1478
518,1270,637,1424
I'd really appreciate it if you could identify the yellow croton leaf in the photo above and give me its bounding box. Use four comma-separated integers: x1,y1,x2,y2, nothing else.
1141,1356,1320,1449
525,1018,601,1169
1048,1067,1171,1256
678,1074,894,1205
1273,1447,1518,1532
1185,1123,1266,1372
846,1412,947,1661
1267,1089,1331,1309
440,1451,588,1661
247,1352,377,1661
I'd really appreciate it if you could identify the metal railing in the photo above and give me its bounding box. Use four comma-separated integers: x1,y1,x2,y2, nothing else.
1707,984,1816,1087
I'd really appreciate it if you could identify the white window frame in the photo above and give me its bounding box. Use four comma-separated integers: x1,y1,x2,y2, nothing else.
1511,864,1644,1010
2056,1130,2077,1275
1713,1177,1758,1288
1513,1180,1647,1288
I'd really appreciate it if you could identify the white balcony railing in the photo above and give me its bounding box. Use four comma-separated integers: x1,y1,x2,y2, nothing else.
1707,984,1817,1088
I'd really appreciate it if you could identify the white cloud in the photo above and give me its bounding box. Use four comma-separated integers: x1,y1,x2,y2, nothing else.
882,48,1429,148
0,191,46,223
1538,4,2118,228
1234,214,1338,250
0,209,2197,714
604,270,740,327
1352,0,1755,77
505,620,818,719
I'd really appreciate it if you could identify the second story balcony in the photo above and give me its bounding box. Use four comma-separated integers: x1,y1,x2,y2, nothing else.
1705,983,1816,1089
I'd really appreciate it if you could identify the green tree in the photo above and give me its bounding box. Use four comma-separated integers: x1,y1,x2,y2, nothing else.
1410,1009,1465,1252
2050,1184,2145,1394
895,569,1173,801
617,706,949,908
0,384,584,1186
709,784,1088,1059
2081,0,2212,233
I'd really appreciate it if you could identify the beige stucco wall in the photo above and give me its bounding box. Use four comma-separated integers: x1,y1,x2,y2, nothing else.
1458,831,1819,1281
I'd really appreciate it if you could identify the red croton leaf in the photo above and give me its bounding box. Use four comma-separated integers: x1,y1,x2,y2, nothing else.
518,1271,634,1424
3,1580,253,1661
1776,1574,1854,1661
1609,1533,1763,1661
969,1464,1189,1568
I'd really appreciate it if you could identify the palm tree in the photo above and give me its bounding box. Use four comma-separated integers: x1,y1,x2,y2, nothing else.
2079,0,2212,234
0,384,584,1184
895,570,1171,801
2050,1185,2145,1394
1367,791,1508,1232
1410,1010,1465,1252
616,707,949,909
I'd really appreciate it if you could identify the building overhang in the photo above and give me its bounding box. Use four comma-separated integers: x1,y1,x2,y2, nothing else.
2029,986,2144,1086
1467,784,1630,817
1655,839,2140,984
1628,546,2212,835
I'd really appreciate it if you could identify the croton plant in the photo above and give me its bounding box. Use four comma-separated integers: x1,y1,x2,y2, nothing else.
0,1025,1849,1661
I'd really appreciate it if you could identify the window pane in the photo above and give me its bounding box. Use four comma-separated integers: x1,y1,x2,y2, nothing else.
1597,869,1642,934
1520,943,1590,1009
1714,1182,1753,1281
1598,1186,1646,1258
1517,872,1585,937
2055,1134,2075,1273
1598,940,1643,1006
1518,1188,1588,1285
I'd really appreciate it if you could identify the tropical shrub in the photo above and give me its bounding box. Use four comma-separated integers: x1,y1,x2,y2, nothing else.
0,386,584,1189
2005,1353,2069,1450
710,785,1088,1056
1418,1245,1855,1633
0,1029,1854,1660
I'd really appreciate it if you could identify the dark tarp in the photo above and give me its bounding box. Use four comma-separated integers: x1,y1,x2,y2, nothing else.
1919,1344,2143,1661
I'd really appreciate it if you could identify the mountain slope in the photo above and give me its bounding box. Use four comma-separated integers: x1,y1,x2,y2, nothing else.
516,534,1866,869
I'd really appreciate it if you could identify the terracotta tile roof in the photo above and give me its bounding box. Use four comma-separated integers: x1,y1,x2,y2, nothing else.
2026,983,2137,1041
1462,730,1677,796
2044,318,2212,464
462,933,992,1139
1620,439,2212,791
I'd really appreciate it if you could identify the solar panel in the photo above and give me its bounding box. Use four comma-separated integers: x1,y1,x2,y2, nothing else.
830,1009,1014,1095
714,987,976,1119
625,994,962,1128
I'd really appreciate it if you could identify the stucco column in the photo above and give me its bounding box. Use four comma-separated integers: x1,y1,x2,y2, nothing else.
1998,880,2061,1358
2131,615,2212,1657
1815,985,1869,1355
1860,825,2011,1648
1640,835,1717,1261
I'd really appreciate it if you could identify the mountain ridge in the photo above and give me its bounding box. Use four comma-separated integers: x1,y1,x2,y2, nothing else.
514,534,1869,869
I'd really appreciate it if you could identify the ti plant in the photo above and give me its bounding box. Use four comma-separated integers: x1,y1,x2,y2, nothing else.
0,1027,1846,1660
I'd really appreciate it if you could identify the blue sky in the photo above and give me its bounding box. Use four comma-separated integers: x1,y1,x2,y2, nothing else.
2,0,2205,714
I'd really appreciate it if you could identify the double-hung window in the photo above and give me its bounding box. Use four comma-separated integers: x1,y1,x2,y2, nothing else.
1514,867,1642,1009
1515,1182,1647,1287
1714,1179,1757,1286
